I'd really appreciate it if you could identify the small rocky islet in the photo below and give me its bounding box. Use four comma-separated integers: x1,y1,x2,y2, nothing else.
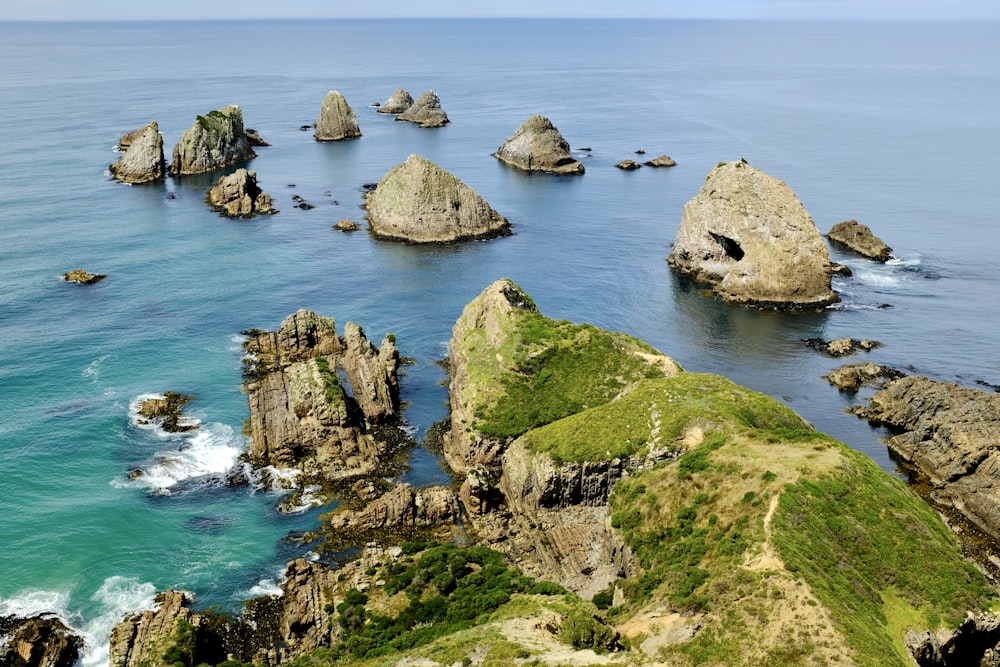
41,91,999,667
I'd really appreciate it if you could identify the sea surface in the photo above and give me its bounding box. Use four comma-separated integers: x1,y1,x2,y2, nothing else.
1,18,998,664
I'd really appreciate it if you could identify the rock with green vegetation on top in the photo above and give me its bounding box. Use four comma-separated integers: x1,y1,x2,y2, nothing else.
396,89,449,127
668,160,838,310
169,104,255,176
365,154,510,243
492,115,584,175
313,90,362,141
109,120,166,184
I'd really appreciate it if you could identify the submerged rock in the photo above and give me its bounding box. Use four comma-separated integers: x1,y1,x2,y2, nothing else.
492,115,584,175
644,154,677,167
314,90,362,141
333,219,360,232
365,154,510,243
804,337,880,357
667,160,838,310
63,269,106,284
376,87,414,114
109,121,166,184
0,613,83,667
827,219,893,262
396,90,449,127
206,168,276,218
170,104,255,176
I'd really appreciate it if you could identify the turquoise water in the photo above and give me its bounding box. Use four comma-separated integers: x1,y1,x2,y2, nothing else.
1,19,998,664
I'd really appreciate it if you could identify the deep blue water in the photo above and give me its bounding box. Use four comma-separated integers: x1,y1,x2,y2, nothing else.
1,18,998,664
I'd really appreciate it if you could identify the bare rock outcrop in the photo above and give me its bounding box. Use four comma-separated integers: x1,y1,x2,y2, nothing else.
109,590,196,667
325,483,459,548
63,269,106,284
667,160,838,310
492,115,584,175
857,375,1000,540
804,337,880,357
242,310,403,495
827,219,893,262
0,614,83,667
169,105,255,176
376,87,414,114
137,392,198,432
396,90,449,128
206,168,275,218
314,90,361,141
825,362,904,392
616,159,642,170
644,154,677,167
109,121,166,184
365,154,510,243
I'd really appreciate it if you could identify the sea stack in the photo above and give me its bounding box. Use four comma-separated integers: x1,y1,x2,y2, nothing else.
667,160,838,310
396,90,449,128
205,168,275,218
493,115,584,175
377,87,414,114
314,90,362,141
365,155,510,243
169,105,255,176
827,219,893,262
109,121,166,184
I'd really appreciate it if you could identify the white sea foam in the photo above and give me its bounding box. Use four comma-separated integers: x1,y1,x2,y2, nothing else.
115,422,242,495
0,588,73,620
241,575,284,599
79,577,158,667
128,393,202,435
82,353,113,383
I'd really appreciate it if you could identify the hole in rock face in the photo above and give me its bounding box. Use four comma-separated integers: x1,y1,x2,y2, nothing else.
709,231,745,261
553,157,577,166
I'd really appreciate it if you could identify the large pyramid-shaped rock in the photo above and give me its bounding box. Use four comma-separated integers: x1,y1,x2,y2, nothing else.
109,121,166,184
493,115,584,175
396,90,449,128
365,155,510,243
314,90,362,141
377,87,414,114
170,105,255,176
667,160,837,309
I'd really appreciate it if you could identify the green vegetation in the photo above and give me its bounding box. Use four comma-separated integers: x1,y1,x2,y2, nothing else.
772,447,996,666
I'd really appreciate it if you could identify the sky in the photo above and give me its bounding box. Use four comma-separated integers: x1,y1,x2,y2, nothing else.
2,0,999,21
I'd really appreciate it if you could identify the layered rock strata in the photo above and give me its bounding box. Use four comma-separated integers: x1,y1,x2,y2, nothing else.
109,121,166,184
206,168,275,218
170,105,255,176
242,309,402,496
492,115,584,175
324,483,460,548
314,90,362,141
667,160,838,309
0,614,83,667
365,154,510,243
109,590,197,667
396,90,449,127
827,219,892,262
376,87,414,114
857,375,1000,540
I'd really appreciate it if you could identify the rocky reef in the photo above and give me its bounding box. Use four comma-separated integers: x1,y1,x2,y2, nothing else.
0,613,82,667
364,154,510,243
667,160,838,310
137,392,198,432
62,269,106,284
314,90,362,141
644,154,677,167
492,115,584,175
205,168,275,218
827,219,893,261
169,105,255,176
241,309,403,505
109,121,166,184
376,87,413,114
396,90,449,127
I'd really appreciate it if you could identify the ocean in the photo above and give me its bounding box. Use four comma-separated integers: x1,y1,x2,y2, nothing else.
0,18,998,665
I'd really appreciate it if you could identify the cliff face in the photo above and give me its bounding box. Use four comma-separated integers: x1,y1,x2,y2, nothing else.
667,160,837,309
109,590,196,667
170,105,255,176
109,121,165,184
242,309,401,502
365,155,510,243
493,115,584,175
0,614,82,667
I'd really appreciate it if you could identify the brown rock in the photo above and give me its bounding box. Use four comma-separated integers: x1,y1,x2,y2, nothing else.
616,159,642,170
376,87,414,114
314,90,362,141
0,614,82,667
824,362,904,391
492,115,584,175
137,392,198,432
170,105,256,177
63,269,106,284
109,590,196,667
206,168,275,218
396,90,449,128
827,219,892,262
333,219,360,232
109,121,166,184
644,154,677,167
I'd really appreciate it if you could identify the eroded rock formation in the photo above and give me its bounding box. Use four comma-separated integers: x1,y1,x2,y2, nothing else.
825,362,904,392
365,154,510,243
667,160,838,310
242,309,402,498
324,483,459,548
170,105,255,176
857,375,1000,540
110,121,166,184
376,87,414,114
827,219,893,262
63,269,106,284
137,392,198,432
804,337,880,357
644,154,677,167
206,168,275,218
396,90,449,128
314,90,362,141
492,115,584,175
0,614,83,667
109,590,196,667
